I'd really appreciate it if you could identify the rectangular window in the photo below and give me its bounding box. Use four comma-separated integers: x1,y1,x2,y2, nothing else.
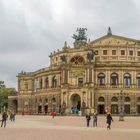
137,51,140,56
78,78,83,86
112,50,116,55
129,51,133,56
103,50,107,55
121,50,125,55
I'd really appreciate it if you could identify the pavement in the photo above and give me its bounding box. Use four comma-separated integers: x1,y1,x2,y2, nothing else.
0,115,140,140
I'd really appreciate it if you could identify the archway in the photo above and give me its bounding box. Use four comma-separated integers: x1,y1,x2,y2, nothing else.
44,105,48,114
111,97,118,114
124,97,131,114
111,105,118,114
70,94,81,113
98,97,105,114
38,105,42,114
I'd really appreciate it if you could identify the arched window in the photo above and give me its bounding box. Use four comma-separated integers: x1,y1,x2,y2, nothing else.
125,97,130,102
111,97,118,102
70,56,85,65
111,73,118,85
124,73,131,87
52,76,57,88
98,73,105,85
98,97,105,102
45,77,49,88
136,74,140,87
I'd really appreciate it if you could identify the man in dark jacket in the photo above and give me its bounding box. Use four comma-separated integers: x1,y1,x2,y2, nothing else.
86,113,91,127
1,112,8,127
93,112,98,127
106,113,113,129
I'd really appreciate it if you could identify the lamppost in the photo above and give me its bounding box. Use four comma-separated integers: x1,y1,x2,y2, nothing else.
118,90,126,121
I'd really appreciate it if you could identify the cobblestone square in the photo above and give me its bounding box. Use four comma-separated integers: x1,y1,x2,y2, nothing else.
0,115,140,140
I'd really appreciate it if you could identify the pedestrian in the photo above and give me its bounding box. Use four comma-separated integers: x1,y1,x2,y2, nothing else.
1,112,8,128
10,110,16,122
86,113,91,127
106,112,113,130
93,112,98,127
52,111,55,118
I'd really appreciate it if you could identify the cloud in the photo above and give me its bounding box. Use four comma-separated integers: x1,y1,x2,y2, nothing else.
0,0,140,88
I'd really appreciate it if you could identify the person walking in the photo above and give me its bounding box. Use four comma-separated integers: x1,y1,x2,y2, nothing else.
93,112,98,127
106,113,113,130
86,113,91,127
10,110,16,122
1,112,8,128
52,111,55,118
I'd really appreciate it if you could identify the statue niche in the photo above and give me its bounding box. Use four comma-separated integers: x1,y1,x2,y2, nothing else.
87,50,95,62
60,55,67,63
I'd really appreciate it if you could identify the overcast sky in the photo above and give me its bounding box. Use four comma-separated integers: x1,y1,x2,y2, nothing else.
0,0,140,89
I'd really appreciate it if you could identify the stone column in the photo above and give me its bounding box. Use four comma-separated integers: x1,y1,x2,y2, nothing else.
42,77,46,89
49,75,52,87
89,68,92,83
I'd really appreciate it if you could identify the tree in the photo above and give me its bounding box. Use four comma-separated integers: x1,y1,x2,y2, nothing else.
0,81,16,113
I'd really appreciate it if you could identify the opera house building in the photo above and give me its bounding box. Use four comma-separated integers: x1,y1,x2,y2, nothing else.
8,28,140,115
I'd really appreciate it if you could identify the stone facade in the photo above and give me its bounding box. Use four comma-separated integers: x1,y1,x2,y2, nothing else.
8,30,140,115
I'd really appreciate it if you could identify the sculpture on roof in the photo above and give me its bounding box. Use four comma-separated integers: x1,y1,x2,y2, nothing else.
72,28,87,42
107,27,112,35
72,28,88,48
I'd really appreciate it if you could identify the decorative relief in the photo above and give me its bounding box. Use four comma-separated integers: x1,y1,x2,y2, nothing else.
93,37,136,46
69,70,85,78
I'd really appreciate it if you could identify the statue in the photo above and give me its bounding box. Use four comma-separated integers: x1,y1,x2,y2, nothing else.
60,55,67,63
72,28,87,42
107,27,112,35
87,50,95,62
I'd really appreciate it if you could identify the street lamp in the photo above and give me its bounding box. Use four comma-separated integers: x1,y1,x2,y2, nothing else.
118,90,126,121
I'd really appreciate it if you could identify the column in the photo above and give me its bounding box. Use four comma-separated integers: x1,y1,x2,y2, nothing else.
42,77,46,89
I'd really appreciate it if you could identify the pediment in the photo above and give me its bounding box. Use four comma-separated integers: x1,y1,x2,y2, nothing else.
90,35,139,46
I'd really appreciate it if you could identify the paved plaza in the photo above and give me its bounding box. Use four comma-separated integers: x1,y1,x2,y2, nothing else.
0,115,140,140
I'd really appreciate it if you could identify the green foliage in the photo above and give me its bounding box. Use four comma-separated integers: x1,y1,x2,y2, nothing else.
0,81,16,112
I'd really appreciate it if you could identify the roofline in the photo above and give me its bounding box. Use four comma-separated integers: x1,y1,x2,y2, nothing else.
90,34,140,44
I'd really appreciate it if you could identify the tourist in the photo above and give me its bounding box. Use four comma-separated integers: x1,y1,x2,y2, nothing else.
106,112,113,130
10,110,16,122
52,111,55,118
93,111,98,127
86,113,91,127
1,112,8,128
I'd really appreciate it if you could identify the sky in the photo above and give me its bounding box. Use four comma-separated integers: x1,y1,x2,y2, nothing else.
0,0,140,89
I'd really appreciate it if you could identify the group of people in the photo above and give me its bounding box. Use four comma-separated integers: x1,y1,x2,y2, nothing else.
1,110,16,128
86,111,113,129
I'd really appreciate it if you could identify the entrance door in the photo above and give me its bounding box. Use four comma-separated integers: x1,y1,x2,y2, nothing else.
13,100,18,113
70,94,81,113
77,101,81,111
137,105,140,114
111,104,118,114
98,105,104,114
124,105,130,114
38,106,42,114
44,105,48,114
